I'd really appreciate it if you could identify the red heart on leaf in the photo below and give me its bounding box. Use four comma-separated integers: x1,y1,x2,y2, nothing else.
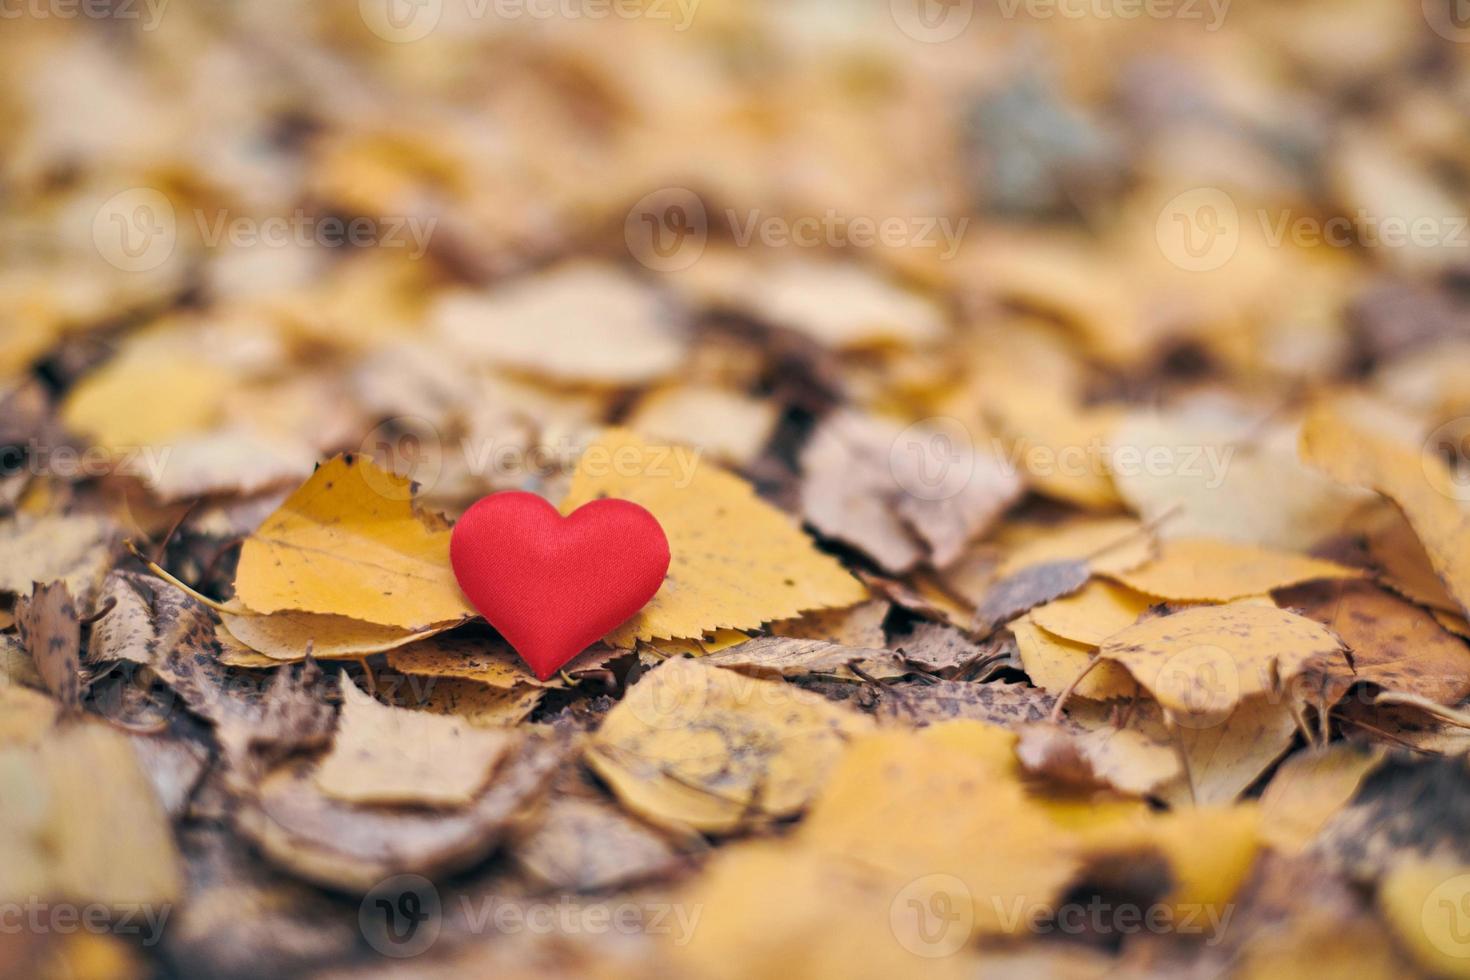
449,491,670,679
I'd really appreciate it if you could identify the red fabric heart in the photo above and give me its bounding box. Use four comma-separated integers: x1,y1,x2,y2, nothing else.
449,491,670,680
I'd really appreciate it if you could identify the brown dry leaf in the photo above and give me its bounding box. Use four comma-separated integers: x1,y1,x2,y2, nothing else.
586,657,873,833
1108,537,1360,602
1030,579,1154,646
142,429,316,503
1012,616,1137,701
768,599,890,648
1258,744,1386,853
872,679,1054,729
15,581,80,711
385,633,543,689
1277,578,1470,705
433,262,686,385
800,411,1021,573
700,636,907,680
1301,398,1470,619
892,620,1003,672
562,429,866,646
1098,601,1344,720
232,454,475,630
975,558,1092,632
314,681,517,807
0,513,118,607
240,734,567,893
1355,503,1460,612
1016,720,1180,796
512,793,693,892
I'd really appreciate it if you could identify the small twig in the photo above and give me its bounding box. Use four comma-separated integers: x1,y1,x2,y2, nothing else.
78,596,117,627
1048,655,1103,723
1374,691,1470,729
125,540,235,614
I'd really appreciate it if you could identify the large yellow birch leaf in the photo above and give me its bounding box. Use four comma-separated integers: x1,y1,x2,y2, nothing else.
561,429,866,646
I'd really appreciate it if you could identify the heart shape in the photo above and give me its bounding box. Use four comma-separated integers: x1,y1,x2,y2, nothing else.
449,491,670,679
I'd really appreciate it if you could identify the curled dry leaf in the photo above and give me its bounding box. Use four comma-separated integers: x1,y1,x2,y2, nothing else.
1302,398,1470,619
562,429,866,646
586,657,873,833
15,581,81,711
239,733,568,893
800,411,1021,573
768,598,890,649
974,558,1092,632
1277,578,1470,705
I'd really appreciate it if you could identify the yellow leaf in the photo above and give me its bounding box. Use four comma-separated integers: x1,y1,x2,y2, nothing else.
1012,616,1137,701
314,681,516,807
997,517,1155,577
799,722,1084,936
627,385,779,467
1379,859,1470,979
1258,744,1385,853
62,345,234,448
562,429,866,645
1030,579,1153,646
1302,397,1470,619
1108,537,1359,601
586,657,872,833
1098,602,1343,719
232,454,475,629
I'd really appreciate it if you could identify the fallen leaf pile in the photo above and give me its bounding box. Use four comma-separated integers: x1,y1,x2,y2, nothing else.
7,5,1470,978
